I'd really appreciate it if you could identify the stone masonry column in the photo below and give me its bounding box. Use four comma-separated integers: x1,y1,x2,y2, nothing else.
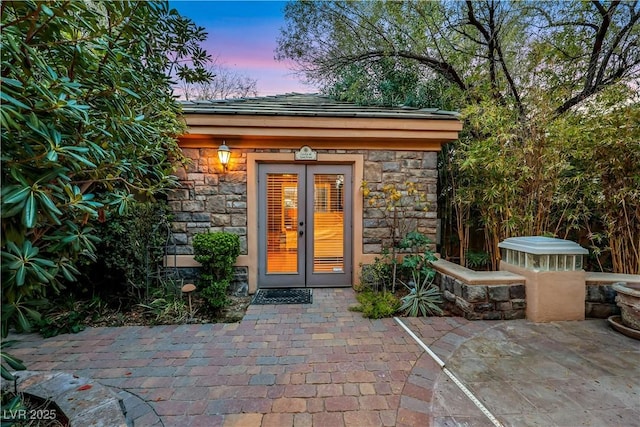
498,236,589,322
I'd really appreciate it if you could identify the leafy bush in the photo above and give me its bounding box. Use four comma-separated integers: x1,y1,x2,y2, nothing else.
358,255,392,292
399,271,443,317
465,250,490,270
193,232,240,311
1,1,212,337
1,340,26,381
400,232,437,280
88,201,171,302
351,290,400,319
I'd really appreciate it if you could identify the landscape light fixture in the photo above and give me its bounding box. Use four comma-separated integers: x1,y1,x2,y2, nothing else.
218,142,231,173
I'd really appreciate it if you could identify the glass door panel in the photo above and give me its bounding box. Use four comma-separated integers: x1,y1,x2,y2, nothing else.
258,164,305,288
313,174,344,273
266,173,298,274
306,165,352,287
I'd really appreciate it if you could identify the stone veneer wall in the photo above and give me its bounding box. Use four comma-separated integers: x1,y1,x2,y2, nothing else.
167,147,439,288
585,280,620,318
435,271,527,320
362,150,439,252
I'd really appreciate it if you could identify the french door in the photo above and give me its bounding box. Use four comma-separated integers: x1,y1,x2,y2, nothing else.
258,164,352,288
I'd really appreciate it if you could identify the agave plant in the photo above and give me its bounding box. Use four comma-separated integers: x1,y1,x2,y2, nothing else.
399,271,443,317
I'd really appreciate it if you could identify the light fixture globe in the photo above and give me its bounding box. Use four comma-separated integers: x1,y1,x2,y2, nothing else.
218,142,231,172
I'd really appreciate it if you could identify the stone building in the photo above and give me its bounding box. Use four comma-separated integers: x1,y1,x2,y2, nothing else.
167,94,462,293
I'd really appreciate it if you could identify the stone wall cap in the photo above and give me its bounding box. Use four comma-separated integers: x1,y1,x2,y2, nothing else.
498,236,588,255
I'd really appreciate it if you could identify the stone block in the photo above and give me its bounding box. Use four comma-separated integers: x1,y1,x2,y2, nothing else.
396,151,419,159
173,233,188,245
182,201,204,212
174,167,188,180
511,299,526,309
173,212,193,222
496,301,512,311
503,309,526,320
363,228,391,239
187,173,205,182
181,148,200,159
455,297,472,313
464,311,483,321
422,152,438,169
363,219,385,228
172,222,187,232
444,276,455,293
206,196,226,213
220,183,246,195
488,285,510,302
168,189,190,201
443,290,456,302
401,159,422,169
229,201,247,209
211,214,230,227
585,302,619,319
225,172,246,183
602,285,617,303
382,162,400,172
197,185,218,195
481,311,503,320
364,162,382,182
586,284,603,302
192,212,211,222
510,284,526,299
231,214,247,226
368,151,395,162
175,246,193,255
224,227,246,235
382,172,406,183
363,244,382,254
204,175,219,186
453,279,462,296
474,302,494,312
462,284,487,302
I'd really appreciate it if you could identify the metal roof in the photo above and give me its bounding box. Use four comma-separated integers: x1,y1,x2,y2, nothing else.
180,93,460,120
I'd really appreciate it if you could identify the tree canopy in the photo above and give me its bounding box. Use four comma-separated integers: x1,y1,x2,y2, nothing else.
0,0,213,334
277,0,639,113
277,0,640,273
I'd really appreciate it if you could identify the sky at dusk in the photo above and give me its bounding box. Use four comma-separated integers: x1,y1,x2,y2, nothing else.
169,0,317,96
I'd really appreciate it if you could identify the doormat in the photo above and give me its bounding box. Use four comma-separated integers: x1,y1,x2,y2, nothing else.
252,288,313,305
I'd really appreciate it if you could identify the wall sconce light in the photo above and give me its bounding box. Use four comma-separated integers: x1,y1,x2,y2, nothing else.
218,142,231,173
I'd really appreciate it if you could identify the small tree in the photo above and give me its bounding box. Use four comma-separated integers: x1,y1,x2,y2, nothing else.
361,181,429,292
193,232,240,311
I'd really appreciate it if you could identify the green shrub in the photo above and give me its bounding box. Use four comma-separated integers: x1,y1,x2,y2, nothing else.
351,290,400,319
193,232,240,311
358,255,392,292
465,250,490,270
88,201,170,302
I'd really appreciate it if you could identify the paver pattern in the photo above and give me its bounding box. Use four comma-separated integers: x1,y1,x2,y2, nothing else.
7,288,640,427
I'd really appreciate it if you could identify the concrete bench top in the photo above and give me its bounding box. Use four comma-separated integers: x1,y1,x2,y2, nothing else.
432,258,525,285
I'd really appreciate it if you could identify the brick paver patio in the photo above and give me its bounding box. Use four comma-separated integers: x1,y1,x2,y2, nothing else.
7,288,640,426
